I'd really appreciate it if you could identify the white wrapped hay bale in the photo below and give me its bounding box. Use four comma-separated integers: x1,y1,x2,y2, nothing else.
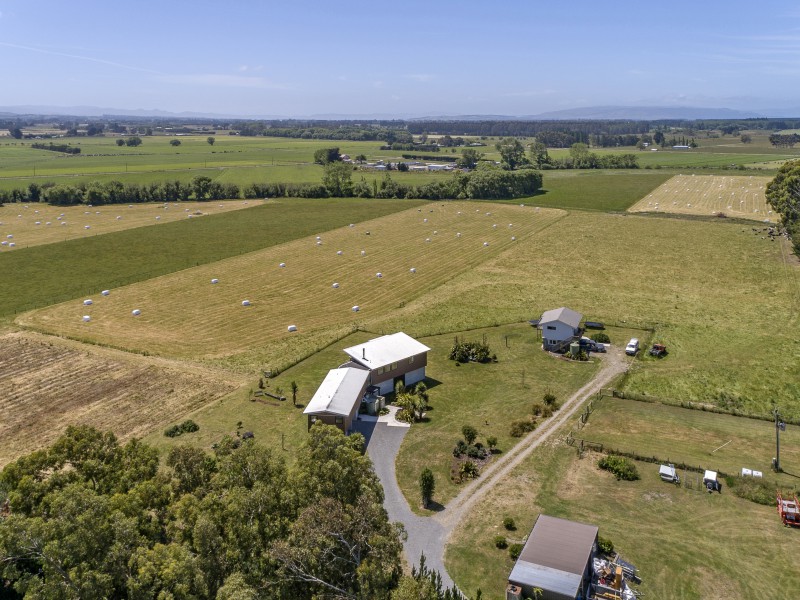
211,278,219,284
511,236,516,241
82,315,91,322
456,232,461,237
483,242,489,247
241,300,251,307
84,225,91,229
279,262,286,268
332,282,340,288
83,299,93,306
101,290,110,296
337,250,343,255
409,267,416,273
376,272,383,278
361,250,366,256
352,305,360,312
132,309,142,316
287,324,298,332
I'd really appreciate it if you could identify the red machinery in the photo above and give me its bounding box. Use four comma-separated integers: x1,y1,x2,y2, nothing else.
777,493,800,527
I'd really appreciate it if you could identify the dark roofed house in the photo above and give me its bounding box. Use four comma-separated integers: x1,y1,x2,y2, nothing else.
507,514,598,600
538,307,583,352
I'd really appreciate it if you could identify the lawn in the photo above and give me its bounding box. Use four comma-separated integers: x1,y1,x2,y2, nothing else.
445,443,800,600
627,174,776,221
0,197,422,318
393,322,601,513
18,202,565,369
369,211,800,415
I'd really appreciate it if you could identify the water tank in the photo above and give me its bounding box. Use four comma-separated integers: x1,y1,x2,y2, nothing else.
570,342,580,357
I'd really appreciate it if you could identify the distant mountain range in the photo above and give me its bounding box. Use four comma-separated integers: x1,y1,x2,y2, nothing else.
1,104,799,121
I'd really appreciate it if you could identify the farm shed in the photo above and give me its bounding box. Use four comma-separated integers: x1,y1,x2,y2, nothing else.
342,332,430,395
507,515,598,600
538,307,583,352
303,367,370,434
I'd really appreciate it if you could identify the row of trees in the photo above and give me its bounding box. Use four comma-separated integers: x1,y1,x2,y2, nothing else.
769,133,800,148
766,160,800,254
0,424,417,599
494,139,639,170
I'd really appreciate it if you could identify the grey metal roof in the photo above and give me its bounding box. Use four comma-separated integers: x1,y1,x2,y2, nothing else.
303,368,369,416
516,515,597,585
509,560,583,598
343,332,430,369
539,307,583,329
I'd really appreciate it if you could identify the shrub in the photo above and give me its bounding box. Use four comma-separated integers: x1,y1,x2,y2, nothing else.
598,536,614,554
508,544,523,560
460,460,479,480
598,455,640,481
179,420,199,434
164,425,181,438
466,445,486,459
541,405,554,418
503,517,516,531
462,425,478,445
449,339,492,363
543,390,557,406
531,402,544,416
591,332,610,344
453,440,467,457
729,476,781,506
510,419,535,437
487,436,498,451
494,535,508,549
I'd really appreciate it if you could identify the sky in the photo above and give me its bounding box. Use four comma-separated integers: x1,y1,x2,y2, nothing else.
1,0,800,118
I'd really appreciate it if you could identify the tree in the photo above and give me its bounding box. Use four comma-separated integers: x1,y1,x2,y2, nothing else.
495,137,527,170
653,130,665,146
116,138,125,146
207,136,215,145
126,136,142,147
569,142,591,166
322,161,353,197
461,425,478,445
766,159,800,254
313,147,342,165
457,147,482,169
528,138,549,167
290,381,298,407
740,134,752,144
419,468,435,508
192,176,213,200
9,127,22,139
170,139,181,146
355,153,367,163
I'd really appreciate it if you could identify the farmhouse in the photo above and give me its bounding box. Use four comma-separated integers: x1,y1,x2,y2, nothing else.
506,515,598,600
303,367,370,433
537,307,583,352
342,332,430,395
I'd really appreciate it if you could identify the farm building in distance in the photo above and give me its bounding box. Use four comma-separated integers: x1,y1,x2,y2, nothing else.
506,514,598,600
303,367,370,433
537,307,583,352
342,332,430,395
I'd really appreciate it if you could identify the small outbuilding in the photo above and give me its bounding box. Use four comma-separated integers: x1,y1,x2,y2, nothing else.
507,515,598,600
342,332,430,395
538,307,583,352
304,367,370,433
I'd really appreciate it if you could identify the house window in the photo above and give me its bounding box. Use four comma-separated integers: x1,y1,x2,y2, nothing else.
546,325,556,330
409,356,415,364
377,366,384,375
335,416,344,425
391,362,398,371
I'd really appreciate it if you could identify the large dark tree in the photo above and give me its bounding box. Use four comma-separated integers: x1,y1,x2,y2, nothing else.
766,159,800,255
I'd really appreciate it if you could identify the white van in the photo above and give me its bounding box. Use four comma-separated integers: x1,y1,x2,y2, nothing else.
625,338,639,355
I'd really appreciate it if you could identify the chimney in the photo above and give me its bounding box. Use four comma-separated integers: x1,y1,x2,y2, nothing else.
362,347,366,360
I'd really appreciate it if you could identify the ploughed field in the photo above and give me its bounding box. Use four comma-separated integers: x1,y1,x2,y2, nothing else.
0,332,242,467
627,174,775,221
18,202,565,361
0,199,261,250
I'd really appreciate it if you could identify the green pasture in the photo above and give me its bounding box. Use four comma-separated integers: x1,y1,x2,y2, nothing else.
369,211,800,414
445,443,800,600
393,322,602,513
0,197,422,318
582,396,800,485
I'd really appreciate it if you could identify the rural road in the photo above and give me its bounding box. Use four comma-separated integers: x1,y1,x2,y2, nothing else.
361,347,629,592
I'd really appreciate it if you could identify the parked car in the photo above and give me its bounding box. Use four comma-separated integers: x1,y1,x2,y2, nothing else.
578,337,606,353
625,338,639,355
649,343,667,357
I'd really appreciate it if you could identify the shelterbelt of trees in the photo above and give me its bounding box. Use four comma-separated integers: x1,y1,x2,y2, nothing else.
0,424,464,600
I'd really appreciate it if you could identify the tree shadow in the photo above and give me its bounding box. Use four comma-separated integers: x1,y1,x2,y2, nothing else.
424,500,446,513
779,469,800,479
293,402,305,409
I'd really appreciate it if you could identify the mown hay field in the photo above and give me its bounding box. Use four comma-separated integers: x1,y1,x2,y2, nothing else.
627,174,775,221
0,332,242,467
0,199,261,250
19,202,566,364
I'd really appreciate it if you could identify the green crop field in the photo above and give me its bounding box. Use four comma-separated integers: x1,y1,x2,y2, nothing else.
581,396,800,486
445,443,800,600
369,211,800,416
0,197,422,318
18,202,565,366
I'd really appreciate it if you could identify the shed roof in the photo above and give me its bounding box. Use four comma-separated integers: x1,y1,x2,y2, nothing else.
304,368,370,417
343,332,430,370
540,307,583,329
510,515,598,595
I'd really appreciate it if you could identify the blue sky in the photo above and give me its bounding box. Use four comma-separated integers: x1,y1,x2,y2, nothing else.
1,1,799,117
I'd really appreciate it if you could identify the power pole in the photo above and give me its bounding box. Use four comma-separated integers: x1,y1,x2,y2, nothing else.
773,407,785,472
